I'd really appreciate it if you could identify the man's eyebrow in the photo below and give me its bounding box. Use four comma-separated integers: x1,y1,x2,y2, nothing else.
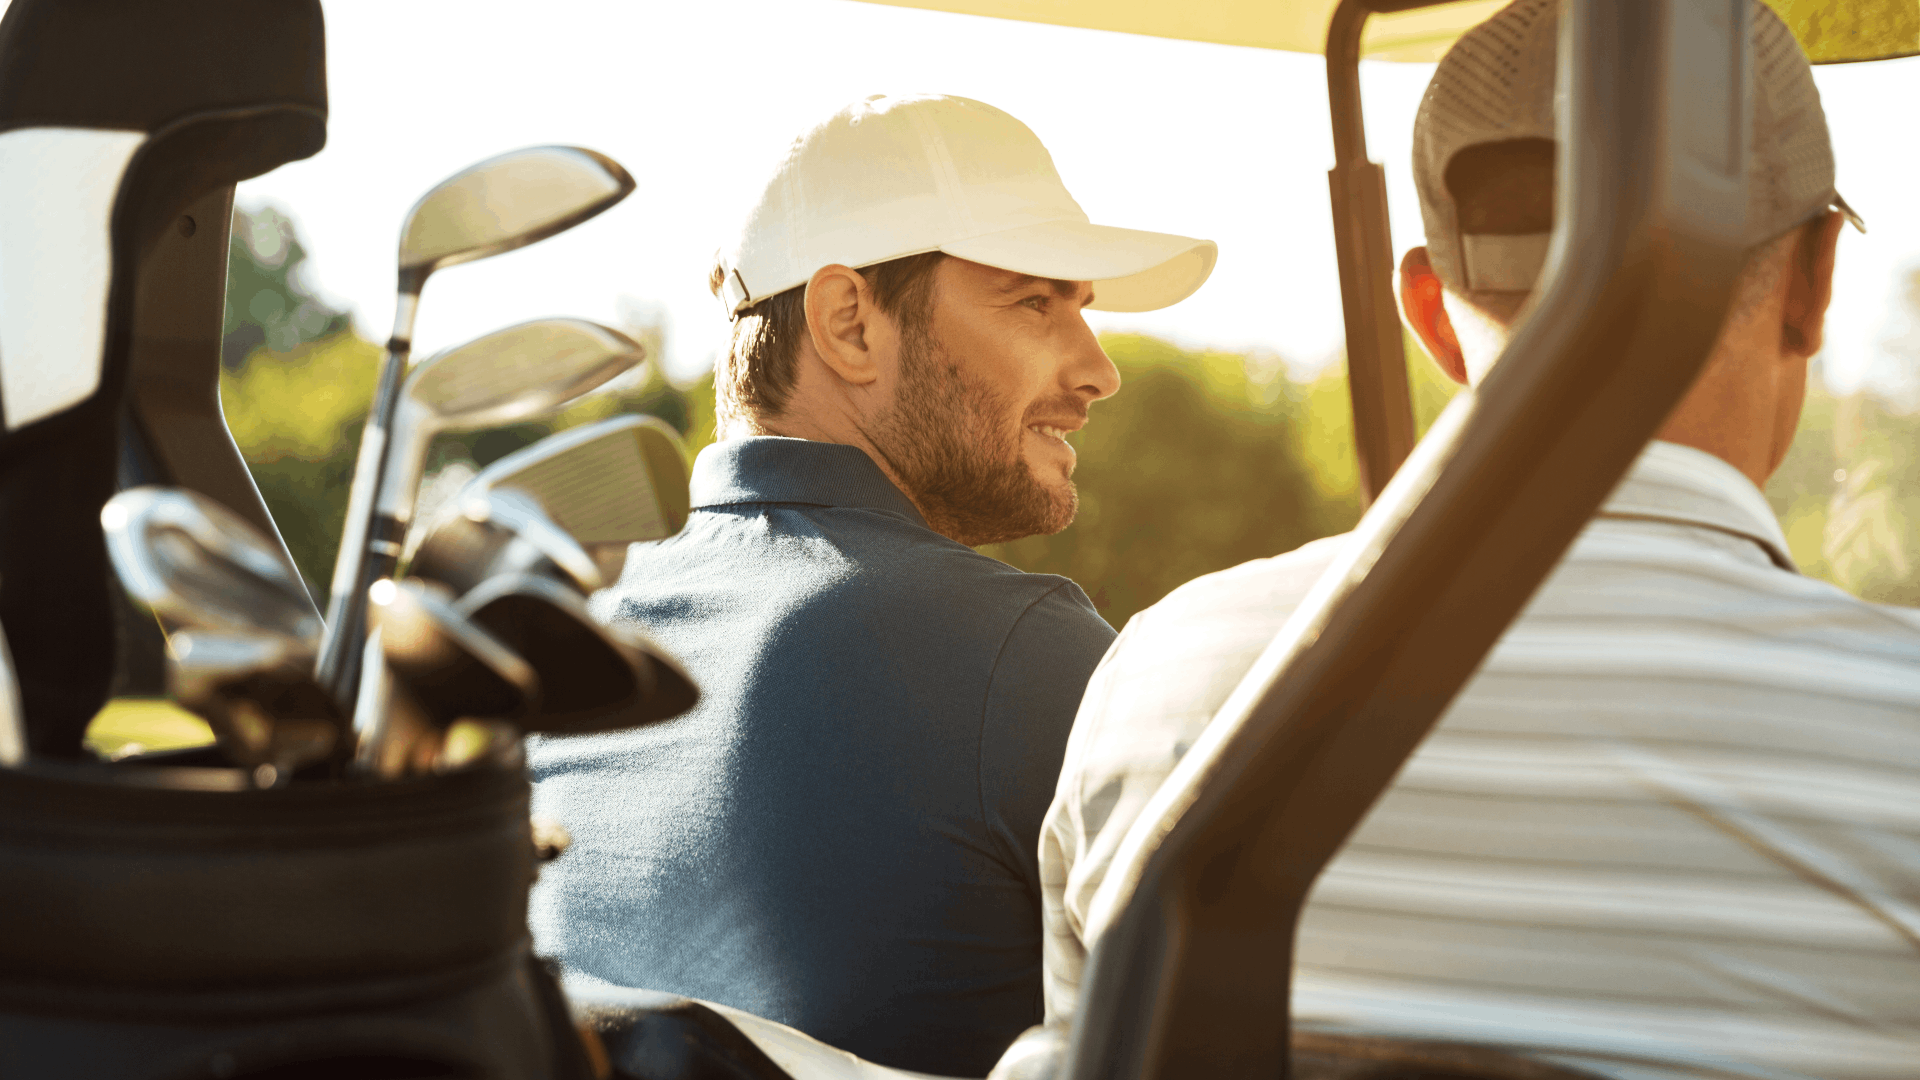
998,274,1090,302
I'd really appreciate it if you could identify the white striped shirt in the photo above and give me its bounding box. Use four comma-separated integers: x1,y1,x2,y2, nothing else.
1041,441,1920,1080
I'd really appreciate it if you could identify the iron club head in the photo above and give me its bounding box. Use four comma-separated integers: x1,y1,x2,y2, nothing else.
409,487,603,598
457,572,697,735
102,487,321,646
165,631,340,780
368,578,538,725
471,414,692,585
376,318,646,541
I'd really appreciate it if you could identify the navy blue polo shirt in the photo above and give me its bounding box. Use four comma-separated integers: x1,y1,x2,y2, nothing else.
527,436,1115,1076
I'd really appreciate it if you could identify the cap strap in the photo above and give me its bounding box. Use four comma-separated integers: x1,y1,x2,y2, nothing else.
717,265,752,319
1834,193,1867,235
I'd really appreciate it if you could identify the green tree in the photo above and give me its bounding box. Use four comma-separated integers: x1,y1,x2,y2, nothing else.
223,204,351,369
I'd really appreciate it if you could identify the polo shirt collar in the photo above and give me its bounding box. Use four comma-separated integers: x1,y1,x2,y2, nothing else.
1600,440,1796,571
690,436,928,528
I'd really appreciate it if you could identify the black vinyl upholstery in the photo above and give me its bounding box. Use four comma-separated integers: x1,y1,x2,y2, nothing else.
577,993,798,1080
0,0,326,755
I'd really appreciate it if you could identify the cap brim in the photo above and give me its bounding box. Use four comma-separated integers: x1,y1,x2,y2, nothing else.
939,219,1217,313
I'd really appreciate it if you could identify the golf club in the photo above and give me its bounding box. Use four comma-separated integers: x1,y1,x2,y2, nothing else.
362,578,538,776
166,630,339,783
375,317,646,566
409,487,604,598
101,487,322,647
0,614,23,766
457,572,698,734
317,146,635,715
470,414,692,585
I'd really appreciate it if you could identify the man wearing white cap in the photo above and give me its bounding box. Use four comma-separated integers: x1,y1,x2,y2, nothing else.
1040,3,1920,1078
527,94,1214,1075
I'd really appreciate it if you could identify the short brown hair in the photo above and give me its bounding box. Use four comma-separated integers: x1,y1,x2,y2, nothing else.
711,252,948,431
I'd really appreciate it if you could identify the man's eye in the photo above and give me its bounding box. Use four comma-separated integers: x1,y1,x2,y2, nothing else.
1021,295,1050,312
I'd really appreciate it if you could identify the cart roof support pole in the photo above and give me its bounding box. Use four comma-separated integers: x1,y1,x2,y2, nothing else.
1326,0,1418,505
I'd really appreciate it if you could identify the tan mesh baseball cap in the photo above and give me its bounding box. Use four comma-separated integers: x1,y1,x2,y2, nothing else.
1414,0,1864,293
713,94,1217,317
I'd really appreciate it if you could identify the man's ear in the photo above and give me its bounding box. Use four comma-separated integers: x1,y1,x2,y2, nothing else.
1398,246,1467,384
804,264,881,386
1782,209,1845,359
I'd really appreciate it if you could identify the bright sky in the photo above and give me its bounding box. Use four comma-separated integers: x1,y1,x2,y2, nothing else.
58,1,1920,389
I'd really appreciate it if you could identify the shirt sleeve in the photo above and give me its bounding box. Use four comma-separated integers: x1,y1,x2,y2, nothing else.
977,582,1117,910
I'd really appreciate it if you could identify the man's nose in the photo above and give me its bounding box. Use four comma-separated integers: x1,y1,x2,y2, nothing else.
1064,311,1121,403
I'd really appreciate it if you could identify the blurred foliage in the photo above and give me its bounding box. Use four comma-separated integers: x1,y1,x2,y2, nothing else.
1764,265,1920,606
1767,375,1920,605
224,204,351,369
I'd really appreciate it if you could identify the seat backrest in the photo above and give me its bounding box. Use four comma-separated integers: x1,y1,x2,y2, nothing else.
0,0,325,756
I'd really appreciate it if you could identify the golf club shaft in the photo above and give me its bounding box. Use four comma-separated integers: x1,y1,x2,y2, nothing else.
0,615,24,766
315,289,420,716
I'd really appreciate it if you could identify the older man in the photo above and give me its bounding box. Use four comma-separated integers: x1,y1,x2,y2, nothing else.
1042,4,1920,1078
528,94,1213,1076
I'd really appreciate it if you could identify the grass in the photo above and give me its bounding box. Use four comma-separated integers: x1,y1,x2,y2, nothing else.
85,698,215,758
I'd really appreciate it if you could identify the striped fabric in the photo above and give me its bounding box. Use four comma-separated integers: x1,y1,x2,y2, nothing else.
1041,440,1920,1079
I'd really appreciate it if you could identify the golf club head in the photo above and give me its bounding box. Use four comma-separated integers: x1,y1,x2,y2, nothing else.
102,487,322,646
473,414,692,584
166,630,339,780
456,572,696,734
315,147,633,711
379,318,646,530
398,146,634,282
410,487,604,596
368,578,538,725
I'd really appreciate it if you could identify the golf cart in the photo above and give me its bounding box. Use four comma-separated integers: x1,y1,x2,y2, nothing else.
564,1,1920,1078
0,0,1911,1078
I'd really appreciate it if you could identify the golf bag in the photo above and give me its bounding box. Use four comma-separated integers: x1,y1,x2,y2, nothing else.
0,3,595,1076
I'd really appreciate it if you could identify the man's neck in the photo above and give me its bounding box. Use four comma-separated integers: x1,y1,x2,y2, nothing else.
737,412,941,536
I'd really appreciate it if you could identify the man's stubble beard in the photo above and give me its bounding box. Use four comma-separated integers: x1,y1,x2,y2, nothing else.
861,326,1080,548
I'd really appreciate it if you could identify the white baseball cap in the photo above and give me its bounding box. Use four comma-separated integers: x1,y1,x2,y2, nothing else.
1415,0,1863,293
713,94,1218,317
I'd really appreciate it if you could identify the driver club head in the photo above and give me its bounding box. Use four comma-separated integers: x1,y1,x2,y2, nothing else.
456,573,696,734
368,578,538,725
398,146,634,281
409,487,603,598
472,414,692,585
102,487,321,646
166,631,340,781
378,318,646,535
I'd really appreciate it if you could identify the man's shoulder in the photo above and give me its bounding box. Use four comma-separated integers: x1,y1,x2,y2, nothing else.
1131,531,1350,641
850,516,1112,637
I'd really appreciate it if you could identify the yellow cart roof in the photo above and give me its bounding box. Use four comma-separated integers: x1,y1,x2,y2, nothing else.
851,0,1920,64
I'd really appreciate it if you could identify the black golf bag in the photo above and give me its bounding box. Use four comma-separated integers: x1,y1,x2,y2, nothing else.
0,3,595,1076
